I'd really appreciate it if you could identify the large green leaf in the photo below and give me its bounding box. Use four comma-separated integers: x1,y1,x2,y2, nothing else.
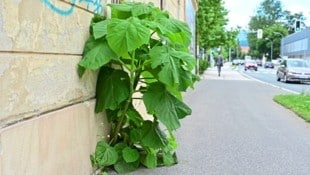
130,129,142,143
141,149,157,169
122,147,140,163
114,159,139,174
143,83,192,131
109,3,133,19
149,46,181,88
142,20,165,34
126,105,144,127
79,38,118,70
129,121,167,148
149,46,196,89
149,45,172,69
158,60,180,88
172,50,196,71
156,18,191,47
92,20,108,39
140,121,167,149
163,151,177,166
77,65,86,78
95,67,130,112
82,36,97,54
178,68,195,91
95,141,118,167
131,3,153,17
78,36,98,77
106,17,151,57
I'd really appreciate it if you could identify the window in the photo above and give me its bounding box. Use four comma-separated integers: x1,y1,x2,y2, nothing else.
111,0,121,4
160,0,164,10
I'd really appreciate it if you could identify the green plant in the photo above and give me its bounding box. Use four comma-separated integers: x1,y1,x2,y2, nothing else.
78,2,198,174
198,58,209,74
274,94,310,121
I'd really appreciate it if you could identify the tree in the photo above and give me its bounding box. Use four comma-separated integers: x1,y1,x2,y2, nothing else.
248,0,307,60
196,0,238,54
248,0,283,58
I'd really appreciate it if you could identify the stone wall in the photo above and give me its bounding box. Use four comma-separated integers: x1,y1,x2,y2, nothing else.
0,1,107,174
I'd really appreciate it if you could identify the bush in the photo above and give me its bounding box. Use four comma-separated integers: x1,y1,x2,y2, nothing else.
78,2,198,174
199,58,209,74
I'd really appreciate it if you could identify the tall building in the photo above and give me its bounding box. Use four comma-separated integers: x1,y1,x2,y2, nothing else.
238,29,249,53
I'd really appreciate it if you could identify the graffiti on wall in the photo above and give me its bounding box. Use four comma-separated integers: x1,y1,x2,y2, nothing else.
42,0,104,16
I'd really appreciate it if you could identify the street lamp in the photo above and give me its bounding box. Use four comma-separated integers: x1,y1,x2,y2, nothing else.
273,32,284,57
265,38,273,61
273,32,284,38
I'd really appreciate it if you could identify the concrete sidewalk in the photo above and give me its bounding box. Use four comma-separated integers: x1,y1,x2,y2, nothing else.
119,65,310,175
201,63,249,81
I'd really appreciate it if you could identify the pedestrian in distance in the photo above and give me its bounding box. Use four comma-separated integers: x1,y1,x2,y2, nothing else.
216,53,223,76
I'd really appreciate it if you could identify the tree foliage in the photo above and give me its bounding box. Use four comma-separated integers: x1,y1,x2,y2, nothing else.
248,0,306,59
196,0,238,52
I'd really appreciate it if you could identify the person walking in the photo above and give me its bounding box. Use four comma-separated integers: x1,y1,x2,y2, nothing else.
216,53,223,76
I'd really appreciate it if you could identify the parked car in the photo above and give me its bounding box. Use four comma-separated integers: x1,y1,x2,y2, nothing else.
232,59,244,65
244,60,258,71
276,58,310,83
256,59,262,66
264,61,274,68
232,59,240,65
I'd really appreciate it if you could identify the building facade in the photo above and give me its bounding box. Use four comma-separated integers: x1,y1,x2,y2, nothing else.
281,28,310,59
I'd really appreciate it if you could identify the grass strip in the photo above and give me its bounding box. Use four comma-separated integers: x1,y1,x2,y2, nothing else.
274,94,310,121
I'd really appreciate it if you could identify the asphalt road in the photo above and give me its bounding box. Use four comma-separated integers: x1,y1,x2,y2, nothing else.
124,66,310,175
239,65,310,94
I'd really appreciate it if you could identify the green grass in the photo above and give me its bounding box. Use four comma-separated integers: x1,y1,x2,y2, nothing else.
274,94,310,121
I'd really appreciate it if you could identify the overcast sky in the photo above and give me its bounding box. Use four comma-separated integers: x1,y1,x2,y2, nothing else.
224,0,310,29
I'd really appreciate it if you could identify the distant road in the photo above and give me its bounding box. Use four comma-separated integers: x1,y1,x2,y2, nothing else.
238,65,310,94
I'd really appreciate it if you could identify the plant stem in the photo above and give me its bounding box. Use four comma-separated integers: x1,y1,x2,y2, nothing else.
109,51,137,145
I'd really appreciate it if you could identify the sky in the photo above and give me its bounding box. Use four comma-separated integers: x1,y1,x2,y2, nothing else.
224,0,310,29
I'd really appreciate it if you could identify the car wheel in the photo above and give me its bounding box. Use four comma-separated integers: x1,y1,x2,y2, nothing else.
284,75,288,83
276,73,281,81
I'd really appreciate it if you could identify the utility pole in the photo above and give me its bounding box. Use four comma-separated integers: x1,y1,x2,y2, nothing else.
265,38,273,60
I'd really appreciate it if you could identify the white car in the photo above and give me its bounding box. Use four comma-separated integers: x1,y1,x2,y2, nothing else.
276,58,310,83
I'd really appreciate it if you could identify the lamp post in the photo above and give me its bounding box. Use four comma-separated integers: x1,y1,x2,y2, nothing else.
273,32,284,38
265,38,273,61
273,32,284,57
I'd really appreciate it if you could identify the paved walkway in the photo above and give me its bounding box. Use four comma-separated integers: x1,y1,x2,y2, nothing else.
201,63,249,81
115,65,310,175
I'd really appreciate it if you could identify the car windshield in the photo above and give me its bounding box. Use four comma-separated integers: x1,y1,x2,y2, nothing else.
287,60,310,68
246,60,256,64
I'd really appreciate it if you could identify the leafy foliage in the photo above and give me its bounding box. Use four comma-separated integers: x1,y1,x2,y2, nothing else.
78,2,198,174
196,0,238,62
196,0,228,49
198,58,209,74
248,0,306,59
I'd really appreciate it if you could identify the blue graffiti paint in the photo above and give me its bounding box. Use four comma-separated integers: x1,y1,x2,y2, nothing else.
42,0,76,16
42,0,104,16
79,0,103,14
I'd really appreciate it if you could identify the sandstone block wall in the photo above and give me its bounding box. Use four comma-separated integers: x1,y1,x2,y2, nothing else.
0,1,108,174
